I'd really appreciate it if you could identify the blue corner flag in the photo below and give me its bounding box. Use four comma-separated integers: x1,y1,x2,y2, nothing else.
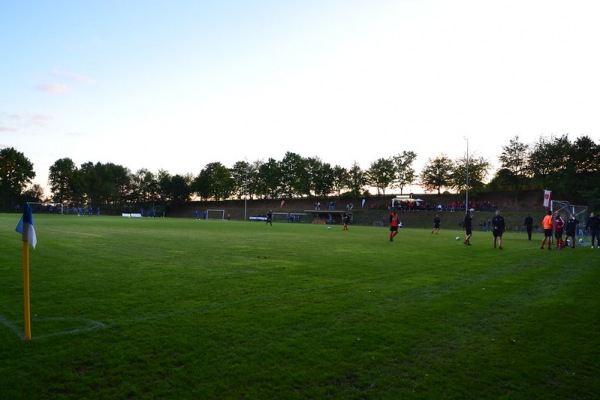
15,203,37,249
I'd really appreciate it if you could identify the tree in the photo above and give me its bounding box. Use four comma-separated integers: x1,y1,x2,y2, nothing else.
0,147,36,211
528,136,552,189
497,136,530,195
279,152,310,197
246,160,261,200
450,155,490,195
346,162,366,197
168,174,192,204
307,157,334,197
392,151,417,195
546,135,572,196
257,158,281,199
193,162,233,200
420,155,453,194
367,157,395,195
81,162,131,207
48,157,79,204
231,160,251,200
331,165,349,196
22,184,44,203
131,168,159,205
159,170,191,204
568,136,600,203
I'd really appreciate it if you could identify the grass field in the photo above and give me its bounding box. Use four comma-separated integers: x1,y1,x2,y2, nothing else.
1,213,599,399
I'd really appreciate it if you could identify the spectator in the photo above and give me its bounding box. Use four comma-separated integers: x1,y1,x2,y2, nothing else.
524,214,533,240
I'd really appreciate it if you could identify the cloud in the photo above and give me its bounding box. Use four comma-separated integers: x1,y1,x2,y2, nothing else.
37,83,69,93
51,68,96,84
0,113,52,131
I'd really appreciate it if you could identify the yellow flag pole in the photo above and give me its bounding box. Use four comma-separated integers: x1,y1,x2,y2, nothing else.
23,240,32,341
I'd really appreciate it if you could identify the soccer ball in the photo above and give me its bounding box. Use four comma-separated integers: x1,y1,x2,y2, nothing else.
579,238,584,244
455,236,460,241
327,226,331,230
469,208,475,212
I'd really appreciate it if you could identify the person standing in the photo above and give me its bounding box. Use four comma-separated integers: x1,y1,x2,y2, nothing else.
541,210,553,249
342,212,350,231
565,214,579,248
554,212,565,249
491,210,505,249
431,214,441,234
389,210,400,242
463,209,473,246
586,212,600,248
266,210,273,226
524,213,534,240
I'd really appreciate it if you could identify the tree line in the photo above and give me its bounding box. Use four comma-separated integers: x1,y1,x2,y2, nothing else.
1,134,599,213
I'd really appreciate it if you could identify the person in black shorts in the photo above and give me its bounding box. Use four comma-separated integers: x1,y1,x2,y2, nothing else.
266,210,273,226
491,210,505,249
431,215,441,234
524,214,533,240
463,209,473,246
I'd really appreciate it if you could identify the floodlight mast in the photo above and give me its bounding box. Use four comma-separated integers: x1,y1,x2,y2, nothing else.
244,161,248,221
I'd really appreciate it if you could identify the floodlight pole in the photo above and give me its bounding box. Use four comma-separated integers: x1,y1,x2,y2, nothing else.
244,162,248,221
464,137,469,212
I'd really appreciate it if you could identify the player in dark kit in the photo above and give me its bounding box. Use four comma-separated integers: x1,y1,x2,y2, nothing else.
491,210,505,250
564,214,579,248
463,209,473,246
586,212,600,248
266,210,273,226
524,214,533,240
431,215,441,234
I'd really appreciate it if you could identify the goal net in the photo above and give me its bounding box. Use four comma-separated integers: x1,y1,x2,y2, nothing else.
550,200,588,222
206,209,226,220
550,200,588,243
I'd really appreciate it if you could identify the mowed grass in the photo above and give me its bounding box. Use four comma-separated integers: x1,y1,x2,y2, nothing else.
1,214,599,399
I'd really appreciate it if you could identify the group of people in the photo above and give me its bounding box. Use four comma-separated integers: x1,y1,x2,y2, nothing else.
388,208,600,250
540,211,600,250
461,209,505,249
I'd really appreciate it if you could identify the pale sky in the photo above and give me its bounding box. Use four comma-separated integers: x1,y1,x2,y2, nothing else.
1,0,599,195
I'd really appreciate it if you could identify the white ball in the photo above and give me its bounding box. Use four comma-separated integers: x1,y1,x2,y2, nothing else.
455,236,460,240
579,238,584,244
327,226,331,229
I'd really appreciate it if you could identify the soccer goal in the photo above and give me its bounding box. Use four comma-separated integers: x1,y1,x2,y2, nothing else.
272,212,290,222
550,200,588,221
206,209,226,220
551,200,588,243
26,202,65,214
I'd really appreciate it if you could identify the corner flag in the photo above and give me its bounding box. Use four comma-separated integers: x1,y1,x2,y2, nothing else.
15,203,37,249
15,203,36,340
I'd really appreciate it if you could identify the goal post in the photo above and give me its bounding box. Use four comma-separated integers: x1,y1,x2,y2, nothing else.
206,209,226,220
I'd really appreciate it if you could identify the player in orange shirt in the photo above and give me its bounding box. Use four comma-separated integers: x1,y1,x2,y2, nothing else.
540,210,553,250
389,210,400,242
